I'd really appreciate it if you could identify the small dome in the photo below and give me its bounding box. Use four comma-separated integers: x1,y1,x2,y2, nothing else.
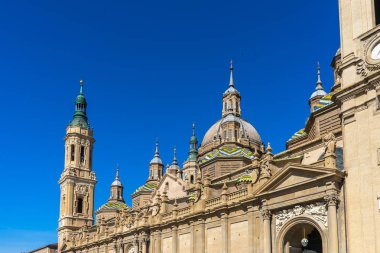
223,86,240,96
111,179,122,186
150,156,163,164
201,115,262,147
310,89,327,99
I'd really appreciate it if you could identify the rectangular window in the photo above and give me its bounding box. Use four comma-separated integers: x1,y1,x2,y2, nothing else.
377,94,380,110
70,144,75,161
228,129,232,140
235,130,238,140
223,131,227,140
376,0,380,25
77,197,83,214
80,146,85,163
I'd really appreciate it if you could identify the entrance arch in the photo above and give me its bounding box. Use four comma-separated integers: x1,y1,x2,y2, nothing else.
276,217,327,253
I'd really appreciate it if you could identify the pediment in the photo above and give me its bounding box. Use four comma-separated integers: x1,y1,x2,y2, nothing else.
255,164,341,195
151,174,187,201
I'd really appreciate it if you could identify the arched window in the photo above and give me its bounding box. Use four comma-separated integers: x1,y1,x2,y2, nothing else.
70,144,75,161
228,129,232,140
190,175,194,184
80,146,85,163
77,197,83,214
236,101,239,112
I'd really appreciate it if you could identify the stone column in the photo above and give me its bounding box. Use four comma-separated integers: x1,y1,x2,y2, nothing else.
155,230,162,253
141,239,147,253
221,212,228,253
325,193,339,253
172,225,178,253
261,209,272,253
190,220,195,253
134,240,139,253
119,242,124,253
247,205,255,253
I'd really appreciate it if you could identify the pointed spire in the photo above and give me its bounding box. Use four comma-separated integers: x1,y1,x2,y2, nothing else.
188,123,198,162
70,80,89,128
115,164,119,180
229,60,234,87
310,62,327,99
150,139,163,165
111,164,122,187
316,62,324,91
79,79,84,95
172,146,178,165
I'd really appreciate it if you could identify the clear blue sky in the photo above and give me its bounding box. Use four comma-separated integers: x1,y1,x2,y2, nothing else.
0,1,339,252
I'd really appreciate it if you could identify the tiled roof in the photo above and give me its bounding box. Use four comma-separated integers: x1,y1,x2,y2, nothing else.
97,201,129,212
134,181,158,194
200,146,254,164
289,128,306,141
313,93,333,112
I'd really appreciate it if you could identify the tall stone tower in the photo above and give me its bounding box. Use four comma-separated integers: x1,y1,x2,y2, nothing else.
58,80,96,250
337,1,380,253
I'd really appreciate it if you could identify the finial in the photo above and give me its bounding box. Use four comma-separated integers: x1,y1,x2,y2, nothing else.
172,146,178,165
229,60,234,87
192,123,195,136
316,62,323,91
155,139,159,155
79,80,84,95
267,142,272,153
115,164,119,179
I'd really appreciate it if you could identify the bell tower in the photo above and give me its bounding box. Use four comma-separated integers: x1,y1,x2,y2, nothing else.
58,80,96,250
337,1,380,253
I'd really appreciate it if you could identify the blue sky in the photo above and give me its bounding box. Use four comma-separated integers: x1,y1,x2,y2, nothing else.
0,1,339,252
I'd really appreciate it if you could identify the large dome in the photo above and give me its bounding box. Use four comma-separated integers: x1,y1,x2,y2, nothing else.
201,114,262,146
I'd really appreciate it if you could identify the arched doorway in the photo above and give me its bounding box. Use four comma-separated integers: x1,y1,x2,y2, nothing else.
282,223,323,253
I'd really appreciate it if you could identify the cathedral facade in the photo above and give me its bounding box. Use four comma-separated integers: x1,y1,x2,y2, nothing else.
58,1,380,253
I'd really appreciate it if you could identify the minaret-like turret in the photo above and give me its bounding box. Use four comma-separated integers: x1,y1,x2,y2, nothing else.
309,62,327,112
148,141,164,181
58,80,96,250
183,124,199,184
167,146,180,176
222,61,241,117
109,166,124,202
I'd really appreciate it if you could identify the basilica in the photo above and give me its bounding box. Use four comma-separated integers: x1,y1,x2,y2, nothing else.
58,1,380,253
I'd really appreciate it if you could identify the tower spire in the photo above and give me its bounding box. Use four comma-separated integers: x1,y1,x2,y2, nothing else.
187,123,198,161
316,62,323,90
115,164,119,180
172,146,178,165
70,80,89,128
229,60,234,87
79,79,84,95
150,140,163,165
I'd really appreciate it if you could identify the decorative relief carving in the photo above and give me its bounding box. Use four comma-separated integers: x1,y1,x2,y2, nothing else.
274,202,327,232
260,209,272,220
75,184,89,195
324,193,340,206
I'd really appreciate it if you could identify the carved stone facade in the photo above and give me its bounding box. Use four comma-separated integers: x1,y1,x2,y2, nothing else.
57,2,380,253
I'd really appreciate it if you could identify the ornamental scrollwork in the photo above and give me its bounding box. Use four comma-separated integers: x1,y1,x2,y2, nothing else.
274,202,327,232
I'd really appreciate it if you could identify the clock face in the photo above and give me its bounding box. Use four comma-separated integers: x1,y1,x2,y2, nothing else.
371,43,380,60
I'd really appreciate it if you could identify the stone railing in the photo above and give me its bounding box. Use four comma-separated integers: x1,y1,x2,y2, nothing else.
162,212,173,222
227,188,248,202
177,206,191,217
205,197,221,209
